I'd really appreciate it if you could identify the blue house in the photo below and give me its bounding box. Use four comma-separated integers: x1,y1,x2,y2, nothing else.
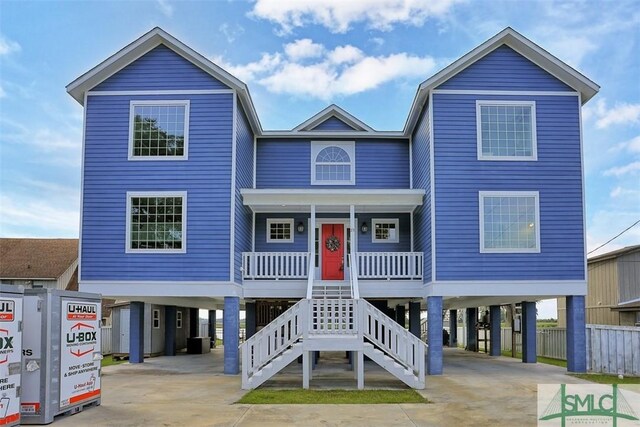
66,27,599,389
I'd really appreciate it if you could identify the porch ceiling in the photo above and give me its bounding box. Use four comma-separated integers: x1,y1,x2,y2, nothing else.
240,189,425,213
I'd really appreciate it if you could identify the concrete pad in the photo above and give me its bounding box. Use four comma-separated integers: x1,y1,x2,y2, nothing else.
55,346,591,426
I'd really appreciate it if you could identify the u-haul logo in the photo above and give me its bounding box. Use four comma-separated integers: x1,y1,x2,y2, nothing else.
0,300,14,322
67,303,97,321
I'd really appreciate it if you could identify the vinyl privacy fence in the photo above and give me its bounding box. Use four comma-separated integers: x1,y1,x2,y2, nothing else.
454,324,640,376
101,325,112,355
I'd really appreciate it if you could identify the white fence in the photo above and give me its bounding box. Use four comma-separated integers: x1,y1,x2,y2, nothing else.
101,326,112,355
452,324,640,376
356,252,423,280
242,252,310,279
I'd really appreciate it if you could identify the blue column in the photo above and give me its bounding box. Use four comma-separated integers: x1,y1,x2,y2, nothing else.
395,304,406,328
466,308,477,351
245,301,257,339
409,302,421,338
164,306,177,356
521,301,537,363
489,305,501,356
223,297,240,374
129,301,145,363
566,296,586,373
208,309,216,348
449,310,457,347
427,296,443,375
189,307,199,338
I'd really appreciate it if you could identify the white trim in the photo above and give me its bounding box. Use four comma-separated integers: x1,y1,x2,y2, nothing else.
409,134,413,189
266,218,295,243
313,218,351,280
410,211,414,252
429,91,436,281
125,190,187,254
425,280,587,297
476,100,537,161
252,134,257,189
78,92,87,282
292,104,374,132
230,92,237,283
260,131,406,139
433,89,579,96
176,310,183,328
478,190,541,253
310,141,356,185
128,100,190,161
371,218,400,244
251,211,256,252
88,89,233,96
152,309,160,329
578,93,588,282
79,280,243,298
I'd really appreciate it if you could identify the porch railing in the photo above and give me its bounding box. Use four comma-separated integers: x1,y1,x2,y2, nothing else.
356,252,423,280
242,252,310,279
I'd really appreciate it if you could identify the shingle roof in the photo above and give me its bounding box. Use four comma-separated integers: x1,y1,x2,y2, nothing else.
0,238,78,279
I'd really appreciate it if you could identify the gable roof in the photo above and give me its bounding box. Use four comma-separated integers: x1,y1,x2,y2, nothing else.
292,105,375,132
404,27,600,134
0,238,78,279
66,27,262,134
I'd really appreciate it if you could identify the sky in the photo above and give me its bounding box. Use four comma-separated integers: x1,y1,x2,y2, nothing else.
1,0,638,318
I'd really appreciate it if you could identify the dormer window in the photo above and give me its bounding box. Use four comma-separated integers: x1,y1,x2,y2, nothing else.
311,141,355,185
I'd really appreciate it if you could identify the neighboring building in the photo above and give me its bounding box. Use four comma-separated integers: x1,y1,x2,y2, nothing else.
558,245,640,327
65,26,599,388
0,238,79,290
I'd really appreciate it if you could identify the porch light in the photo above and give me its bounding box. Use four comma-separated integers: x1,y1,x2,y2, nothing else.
361,222,368,234
297,222,305,233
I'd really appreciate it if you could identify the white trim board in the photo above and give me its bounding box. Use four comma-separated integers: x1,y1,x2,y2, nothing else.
79,280,242,297
292,104,374,132
78,92,87,282
230,91,237,283
87,89,234,96
433,89,579,96
266,218,295,243
424,280,587,297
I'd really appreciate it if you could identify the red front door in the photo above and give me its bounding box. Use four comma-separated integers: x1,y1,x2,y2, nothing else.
321,224,344,280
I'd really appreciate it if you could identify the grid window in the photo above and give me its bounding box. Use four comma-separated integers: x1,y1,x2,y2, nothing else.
477,102,536,160
128,194,186,252
311,142,355,185
176,311,183,329
130,101,189,158
152,309,160,329
267,219,294,243
480,192,540,252
372,219,400,243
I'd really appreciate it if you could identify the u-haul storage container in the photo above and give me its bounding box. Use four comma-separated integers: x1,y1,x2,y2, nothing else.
0,284,23,427
21,289,102,424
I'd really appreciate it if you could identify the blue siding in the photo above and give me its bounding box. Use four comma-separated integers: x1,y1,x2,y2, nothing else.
256,139,410,188
310,116,358,131
234,103,254,283
93,45,229,91
411,104,432,282
81,93,233,281
433,93,584,280
438,45,573,92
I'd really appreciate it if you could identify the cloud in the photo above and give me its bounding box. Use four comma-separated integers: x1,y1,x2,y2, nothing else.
603,161,640,177
370,37,385,47
156,0,173,18
0,195,79,237
250,0,462,34
0,34,20,56
583,99,640,129
0,85,5,98
219,23,245,43
610,135,640,154
610,186,640,199
214,39,436,100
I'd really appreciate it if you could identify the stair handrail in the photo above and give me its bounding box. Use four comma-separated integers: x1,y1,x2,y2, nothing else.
305,254,314,299
349,252,360,299
360,299,426,378
241,299,308,382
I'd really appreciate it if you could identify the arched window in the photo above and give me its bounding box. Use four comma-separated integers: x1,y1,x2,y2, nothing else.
311,142,355,185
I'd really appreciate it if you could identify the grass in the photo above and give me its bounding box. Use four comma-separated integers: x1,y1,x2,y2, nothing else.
571,373,640,384
101,355,126,367
237,389,428,404
501,351,567,368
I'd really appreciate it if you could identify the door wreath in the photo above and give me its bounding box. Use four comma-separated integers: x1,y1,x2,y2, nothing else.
325,235,341,252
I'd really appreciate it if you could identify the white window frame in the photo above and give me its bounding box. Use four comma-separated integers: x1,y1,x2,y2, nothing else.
371,218,400,244
476,100,537,161
128,100,190,161
152,309,160,329
479,191,541,253
125,191,187,254
266,218,294,243
311,141,356,185
176,311,183,329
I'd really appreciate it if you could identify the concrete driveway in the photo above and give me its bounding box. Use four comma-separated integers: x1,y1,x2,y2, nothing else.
55,347,590,426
